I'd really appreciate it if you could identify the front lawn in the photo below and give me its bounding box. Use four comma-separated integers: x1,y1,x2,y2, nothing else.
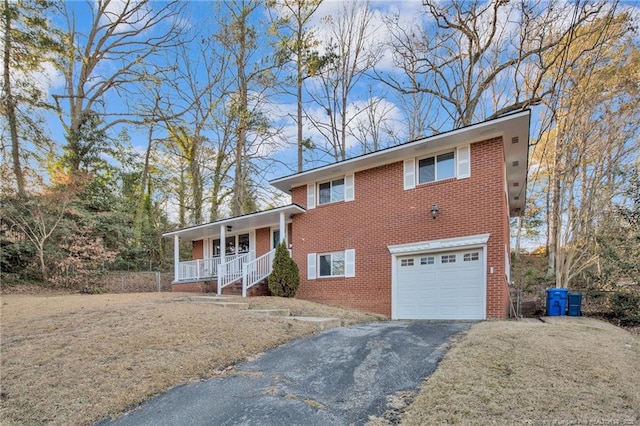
399,317,639,425
0,292,381,425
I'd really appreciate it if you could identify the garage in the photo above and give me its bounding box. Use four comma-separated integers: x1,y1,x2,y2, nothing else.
394,248,485,320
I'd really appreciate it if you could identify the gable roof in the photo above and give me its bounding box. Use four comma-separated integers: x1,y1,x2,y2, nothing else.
270,110,530,216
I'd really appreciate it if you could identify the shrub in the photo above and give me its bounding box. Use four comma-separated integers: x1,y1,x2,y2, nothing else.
609,289,640,326
267,241,299,298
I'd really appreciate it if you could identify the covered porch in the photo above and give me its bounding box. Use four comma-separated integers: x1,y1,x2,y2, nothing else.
163,204,305,297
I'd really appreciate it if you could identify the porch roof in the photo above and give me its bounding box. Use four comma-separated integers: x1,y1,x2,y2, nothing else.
163,204,305,242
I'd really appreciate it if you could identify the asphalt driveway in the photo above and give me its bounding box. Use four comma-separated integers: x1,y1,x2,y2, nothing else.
98,321,473,426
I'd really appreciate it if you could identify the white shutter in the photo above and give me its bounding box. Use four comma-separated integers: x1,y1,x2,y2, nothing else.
457,145,471,179
307,253,317,280
307,184,316,209
344,174,354,202
345,249,355,277
403,159,416,190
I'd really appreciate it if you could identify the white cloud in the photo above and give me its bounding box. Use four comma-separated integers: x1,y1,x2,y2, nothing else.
95,0,152,33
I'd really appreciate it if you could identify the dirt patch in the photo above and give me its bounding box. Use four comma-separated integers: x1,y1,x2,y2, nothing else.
399,317,640,425
0,293,381,425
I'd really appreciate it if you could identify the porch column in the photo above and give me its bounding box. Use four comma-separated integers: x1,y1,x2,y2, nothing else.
173,234,179,282
218,225,226,295
279,211,286,244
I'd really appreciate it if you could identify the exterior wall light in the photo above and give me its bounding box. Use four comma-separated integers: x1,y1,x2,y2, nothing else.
226,225,233,232
430,204,439,219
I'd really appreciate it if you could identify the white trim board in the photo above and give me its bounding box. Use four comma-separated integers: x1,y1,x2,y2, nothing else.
388,233,490,256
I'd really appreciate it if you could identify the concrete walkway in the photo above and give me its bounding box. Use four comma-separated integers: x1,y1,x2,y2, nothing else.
98,321,473,426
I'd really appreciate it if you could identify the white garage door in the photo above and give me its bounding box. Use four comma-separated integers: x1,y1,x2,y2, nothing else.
395,249,484,320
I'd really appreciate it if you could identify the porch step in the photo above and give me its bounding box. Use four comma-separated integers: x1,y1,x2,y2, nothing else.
283,316,342,330
248,308,290,317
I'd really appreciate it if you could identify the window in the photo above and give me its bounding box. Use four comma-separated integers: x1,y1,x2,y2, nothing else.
418,151,455,184
272,230,280,249
441,254,456,264
214,233,250,256
464,252,479,262
318,178,344,204
420,256,435,265
401,258,414,267
319,252,345,277
308,250,354,279
237,234,250,253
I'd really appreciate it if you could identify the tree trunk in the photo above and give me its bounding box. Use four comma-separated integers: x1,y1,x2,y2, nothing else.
133,123,154,247
297,60,304,172
548,130,562,283
3,0,25,195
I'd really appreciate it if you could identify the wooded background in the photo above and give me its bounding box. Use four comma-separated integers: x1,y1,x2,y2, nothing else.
1,1,638,305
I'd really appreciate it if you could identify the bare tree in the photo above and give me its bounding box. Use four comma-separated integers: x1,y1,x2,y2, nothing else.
350,86,398,153
530,12,639,287
52,0,184,172
307,0,382,161
1,175,83,281
380,0,614,128
156,33,234,225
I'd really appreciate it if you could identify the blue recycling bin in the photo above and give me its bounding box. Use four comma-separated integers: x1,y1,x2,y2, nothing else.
567,292,583,316
546,288,568,316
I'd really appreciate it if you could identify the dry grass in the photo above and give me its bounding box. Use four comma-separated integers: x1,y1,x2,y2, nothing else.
0,292,381,425
400,317,640,425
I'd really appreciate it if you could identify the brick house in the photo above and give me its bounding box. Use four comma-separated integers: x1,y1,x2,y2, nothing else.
164,110,530,319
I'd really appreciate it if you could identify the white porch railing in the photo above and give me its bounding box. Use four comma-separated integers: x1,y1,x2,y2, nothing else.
176,249,281,297
177,257,222,281
242,248,276,297
218,252,254,294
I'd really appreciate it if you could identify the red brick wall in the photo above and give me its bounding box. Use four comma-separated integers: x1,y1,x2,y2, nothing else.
290,137,509,318
256,228,270,257
192,240,203,260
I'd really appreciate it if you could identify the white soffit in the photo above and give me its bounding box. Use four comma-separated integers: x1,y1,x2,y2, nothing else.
388,234,491,255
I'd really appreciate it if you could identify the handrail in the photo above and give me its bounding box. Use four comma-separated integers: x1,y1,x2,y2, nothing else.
242,249,276,297
219,252,254,292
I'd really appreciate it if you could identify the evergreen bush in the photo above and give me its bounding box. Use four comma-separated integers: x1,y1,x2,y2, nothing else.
267,241,299,297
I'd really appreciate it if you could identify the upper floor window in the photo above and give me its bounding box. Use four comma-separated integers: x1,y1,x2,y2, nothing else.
418,151,455,184
404,145,469,190
318,178,344,205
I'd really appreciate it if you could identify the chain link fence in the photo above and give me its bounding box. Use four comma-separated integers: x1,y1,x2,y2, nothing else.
97,271,173,293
